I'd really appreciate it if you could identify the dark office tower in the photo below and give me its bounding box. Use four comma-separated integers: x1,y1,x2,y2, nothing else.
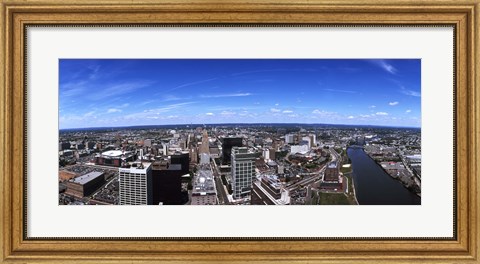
150,162,183,205
60,142,71,150
222,137,243,165
170,152,190,175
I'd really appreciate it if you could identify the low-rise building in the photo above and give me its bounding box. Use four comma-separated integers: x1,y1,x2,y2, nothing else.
65,171,105,198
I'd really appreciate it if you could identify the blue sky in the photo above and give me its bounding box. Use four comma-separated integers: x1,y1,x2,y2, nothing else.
59,59,421,129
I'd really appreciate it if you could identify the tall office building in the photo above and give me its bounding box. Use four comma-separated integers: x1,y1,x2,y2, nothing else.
150,162,183,205
285,134,295,144
170,152,190,175
199,130,210,154
222,137,243,165
231,147,256,199
119,162,152,205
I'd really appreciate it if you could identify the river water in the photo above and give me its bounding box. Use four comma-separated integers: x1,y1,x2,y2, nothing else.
347,147,421,205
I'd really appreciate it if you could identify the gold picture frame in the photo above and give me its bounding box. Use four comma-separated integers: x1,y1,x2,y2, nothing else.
1,0,478,263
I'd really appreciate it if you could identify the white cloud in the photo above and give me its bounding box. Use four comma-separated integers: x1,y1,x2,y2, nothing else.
369,105,376,108
282,110,293,114
389,101,399,106
312,109,333,115
107,108,122,113
120,103,130,108
270,108,281,113
348,116,354,119
376,112,389,116
275,103,279,106
360,114,371,118
406,109,412,113
205,112,214,116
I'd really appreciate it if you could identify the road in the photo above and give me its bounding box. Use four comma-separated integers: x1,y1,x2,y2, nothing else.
287,148,341,192
211,160,230,205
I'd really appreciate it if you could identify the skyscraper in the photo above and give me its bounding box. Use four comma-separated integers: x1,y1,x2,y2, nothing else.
119,162,152,205
231,147,256,199
150,162,183,205
222,137,243,165
199,130,210,154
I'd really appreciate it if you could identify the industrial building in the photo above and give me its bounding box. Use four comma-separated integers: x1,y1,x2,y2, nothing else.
251,176,290,205
65,171,105,198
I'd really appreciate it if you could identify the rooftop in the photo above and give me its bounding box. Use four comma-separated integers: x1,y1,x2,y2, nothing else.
119,162,152,173
72,171,104,185
101,150,124,157
327,161,338,168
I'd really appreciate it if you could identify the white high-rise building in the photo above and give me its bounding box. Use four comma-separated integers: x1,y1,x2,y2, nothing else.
231,147,256,199
119,162,152,205
285,134,295,144
262,148,270,161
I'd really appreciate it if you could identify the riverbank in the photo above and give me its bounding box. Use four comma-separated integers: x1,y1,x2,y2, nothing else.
363,151,421,197
341,165,359,205
346,146,420,205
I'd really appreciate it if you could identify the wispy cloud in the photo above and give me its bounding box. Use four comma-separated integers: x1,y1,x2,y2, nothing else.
282,110,293,114
369,105,376,109
371,60,397,74
220,111,236,116
83,111,96,117
376,112,389,116
88,81,154,100
205,112,214,116
107,108,122,113
347,115,354,119
166,77,218,92
87,65,101,80
322,88,357,94
123,102,196,119
231,68,318,77
200,93,252,98
400,88,421,97
389,101,399,106
161,95,191,102
388,79,421,98
406,109,412,113
139,100,157,106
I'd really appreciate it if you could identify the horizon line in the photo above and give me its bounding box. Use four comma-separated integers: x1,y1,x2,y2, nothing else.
59,122,421,131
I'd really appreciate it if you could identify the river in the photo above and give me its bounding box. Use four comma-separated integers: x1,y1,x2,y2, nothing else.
347,147,421,205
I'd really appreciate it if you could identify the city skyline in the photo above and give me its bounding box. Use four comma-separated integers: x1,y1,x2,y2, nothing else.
59,59,421,129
